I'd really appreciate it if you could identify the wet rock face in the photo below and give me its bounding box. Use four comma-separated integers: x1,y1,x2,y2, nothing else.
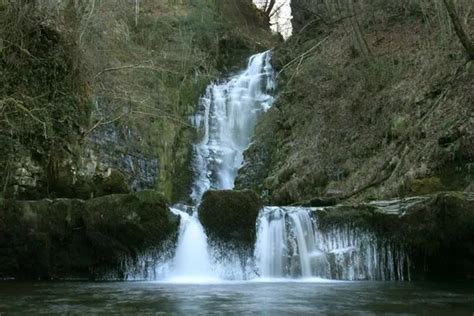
0,190,178,280
401,193,474,280
87,121,159,192
198,190,263,249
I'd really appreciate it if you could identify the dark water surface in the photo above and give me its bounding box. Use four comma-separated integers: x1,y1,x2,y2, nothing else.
0,280,473,315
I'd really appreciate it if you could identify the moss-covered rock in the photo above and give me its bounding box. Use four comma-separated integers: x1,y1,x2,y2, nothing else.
408,177,444,195
198,190,263,249
313,192,474,280
94,169,131,196
0,190,178,280
315,204,400,237
400,192,474,280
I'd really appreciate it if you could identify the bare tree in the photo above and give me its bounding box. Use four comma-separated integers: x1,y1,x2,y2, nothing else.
442,0,474,59
264,0,276,17
135,0,139,27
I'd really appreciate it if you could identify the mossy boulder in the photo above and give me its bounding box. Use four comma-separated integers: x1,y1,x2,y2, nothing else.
198,190,263,249
94,169,131,196
0,190,178,280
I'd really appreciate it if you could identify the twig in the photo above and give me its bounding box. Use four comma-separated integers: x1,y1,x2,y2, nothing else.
1,98,47,138
277,36,330,77
93,60,152,80
286,54,305,85
79,0,96,45
85,111,130,135
85,108,194,135
2,39,38,60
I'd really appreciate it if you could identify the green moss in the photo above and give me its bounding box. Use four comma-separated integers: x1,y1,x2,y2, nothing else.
96,169,131,196
199,190,263,249
0,191,178,280
401,192,474,279
315,204,400,238
409,177,444,195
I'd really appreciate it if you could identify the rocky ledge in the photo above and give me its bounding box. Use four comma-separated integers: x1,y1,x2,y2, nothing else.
0,191,179,280
314,192,474,280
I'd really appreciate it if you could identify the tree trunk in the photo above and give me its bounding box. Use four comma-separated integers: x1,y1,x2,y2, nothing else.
265,0,276,16
135,0,139,27
442,0,474,60
348,0,371,59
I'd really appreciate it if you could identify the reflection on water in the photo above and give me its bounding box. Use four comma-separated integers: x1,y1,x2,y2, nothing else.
0,281,473,314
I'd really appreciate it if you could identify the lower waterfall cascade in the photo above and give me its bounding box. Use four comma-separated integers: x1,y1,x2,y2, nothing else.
255,207,410,281
125,51,411,282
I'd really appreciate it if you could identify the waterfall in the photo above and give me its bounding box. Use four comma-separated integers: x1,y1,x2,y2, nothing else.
163,51,275,282
255,207,410,281
164,208,218,283
191,51,274,204
128,51,411,282
288,210,318,277
255,208,288,278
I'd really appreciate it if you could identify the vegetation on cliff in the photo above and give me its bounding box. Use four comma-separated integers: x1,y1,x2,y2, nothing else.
237,0,473,205
0,0,275,202
1,0,473,283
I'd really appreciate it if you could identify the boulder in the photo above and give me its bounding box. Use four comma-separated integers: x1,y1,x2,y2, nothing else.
198,190,263,249
0,190,178,280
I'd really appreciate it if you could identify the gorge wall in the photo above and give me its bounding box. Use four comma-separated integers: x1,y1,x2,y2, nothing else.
0,0,276,203
236,0,473,205
1,0,473,281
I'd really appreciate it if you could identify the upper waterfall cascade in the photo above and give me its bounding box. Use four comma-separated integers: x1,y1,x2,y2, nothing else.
127,51,410,282
190,51,275,204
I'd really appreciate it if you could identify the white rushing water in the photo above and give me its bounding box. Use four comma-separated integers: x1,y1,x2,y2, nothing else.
164,208,219,283
190,51,274,204
255,207,410,281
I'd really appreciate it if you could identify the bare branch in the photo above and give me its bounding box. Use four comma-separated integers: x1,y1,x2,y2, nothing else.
442,0,474,59
93,60,152,80
277,36,330,77
0,98,48,138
